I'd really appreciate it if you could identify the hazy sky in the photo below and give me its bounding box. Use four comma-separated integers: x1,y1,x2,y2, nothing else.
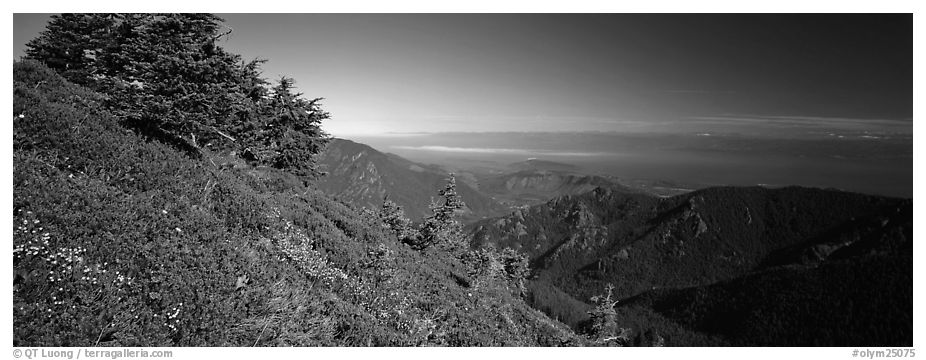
14,14,912,137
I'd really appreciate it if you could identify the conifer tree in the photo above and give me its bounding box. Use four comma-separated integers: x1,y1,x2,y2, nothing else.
587,283,631,346
415,174,468,251
25,13,329,179
248,77,330,178
499,248,530,282
380,197,419,246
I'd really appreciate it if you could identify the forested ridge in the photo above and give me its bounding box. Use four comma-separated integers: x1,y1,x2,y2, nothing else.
14,13,912,347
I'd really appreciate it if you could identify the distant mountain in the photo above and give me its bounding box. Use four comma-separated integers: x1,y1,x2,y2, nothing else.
470,185,912,345
476,158,698,202
603,176,703,198
475,169,643,208
317,138,508,222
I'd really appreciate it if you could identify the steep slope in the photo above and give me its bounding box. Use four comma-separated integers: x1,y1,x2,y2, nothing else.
317,138,507,223
621,247,912,346
615,195,913,346
470,187,658,263
12,61,579,347
470,184,912,345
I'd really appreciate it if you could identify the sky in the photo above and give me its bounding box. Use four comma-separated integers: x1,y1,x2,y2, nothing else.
13,13,912,137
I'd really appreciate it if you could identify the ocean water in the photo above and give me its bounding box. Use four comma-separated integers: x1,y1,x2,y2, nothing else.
349,132,912,198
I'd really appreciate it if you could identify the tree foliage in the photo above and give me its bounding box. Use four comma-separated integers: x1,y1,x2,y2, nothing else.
586,283,631,346
379,197,420,246
413,174,468,252
245,77,329,178
460,247,531,292
25,13,329,179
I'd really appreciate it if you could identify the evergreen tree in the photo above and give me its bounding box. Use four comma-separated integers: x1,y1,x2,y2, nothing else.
247,77,330,178
380,197,419,246
415,174,467,251
499,248,530,282
23,14,115,86
587,283,631,346
461,248,504,288
461,247,530,291
25,13,329,179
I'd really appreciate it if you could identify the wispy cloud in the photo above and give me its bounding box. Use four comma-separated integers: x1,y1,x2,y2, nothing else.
662,89,737,95
689,114,910,126
680,114,912,137
391,145,613,157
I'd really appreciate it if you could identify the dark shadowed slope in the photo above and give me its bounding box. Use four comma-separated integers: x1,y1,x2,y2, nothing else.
620,201,912,346
316,138,508,223
621,246,911,346
470,185,912,345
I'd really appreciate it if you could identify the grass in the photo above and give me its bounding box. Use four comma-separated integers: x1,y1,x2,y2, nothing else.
13,60,579,347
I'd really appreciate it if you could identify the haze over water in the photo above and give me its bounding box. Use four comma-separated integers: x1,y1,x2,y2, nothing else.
14,14,912,198
352,130,912,198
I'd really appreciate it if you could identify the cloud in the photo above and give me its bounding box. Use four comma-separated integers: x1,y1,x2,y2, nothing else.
688,115,910,128
391,145,613,157
662,89,737,94
680,115,912,137
393,146,529,154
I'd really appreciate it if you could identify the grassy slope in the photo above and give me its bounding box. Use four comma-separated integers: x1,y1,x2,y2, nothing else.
12,60,578,347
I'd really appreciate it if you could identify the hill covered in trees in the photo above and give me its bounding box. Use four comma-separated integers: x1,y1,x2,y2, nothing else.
470,185,912,345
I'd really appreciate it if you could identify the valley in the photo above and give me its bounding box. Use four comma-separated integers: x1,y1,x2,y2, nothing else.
320,137,913,346
13,12,912,349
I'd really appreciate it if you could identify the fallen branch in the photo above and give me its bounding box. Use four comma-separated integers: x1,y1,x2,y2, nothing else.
213,128,236,142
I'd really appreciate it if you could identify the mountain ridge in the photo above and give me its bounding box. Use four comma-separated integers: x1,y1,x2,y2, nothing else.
316,138,508,222
469,183,912,345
